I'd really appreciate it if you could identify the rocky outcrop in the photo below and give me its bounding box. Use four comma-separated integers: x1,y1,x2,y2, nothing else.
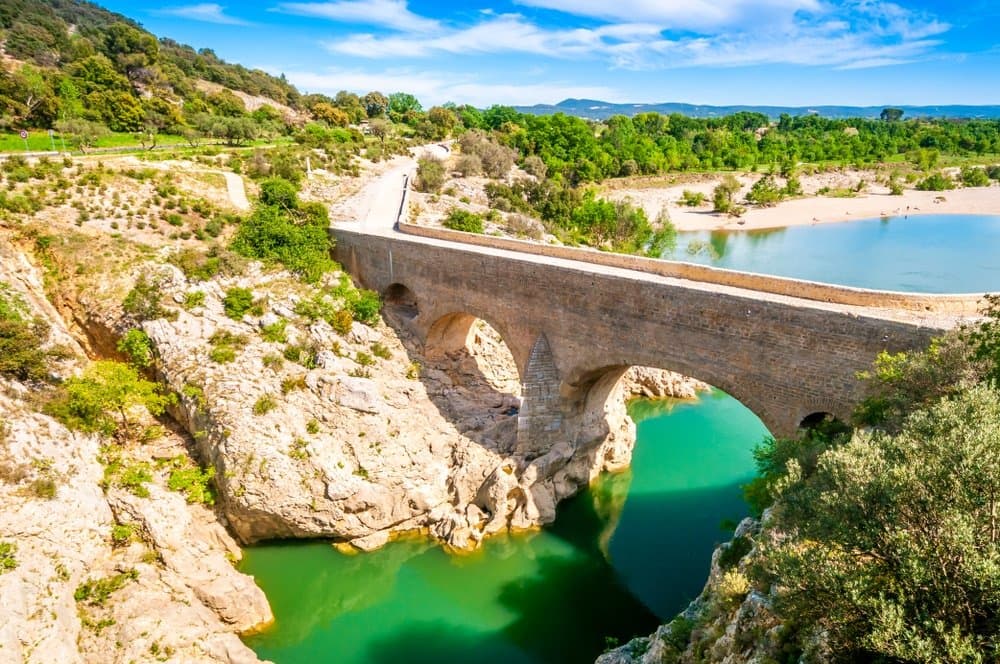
75,260,711,554
0,247,270,664
596,517,783,664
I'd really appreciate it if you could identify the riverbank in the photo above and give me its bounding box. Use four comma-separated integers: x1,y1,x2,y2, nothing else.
605,172,1000,232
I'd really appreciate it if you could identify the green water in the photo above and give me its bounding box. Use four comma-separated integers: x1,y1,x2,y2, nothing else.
241,389,769,663
673,214,1000,292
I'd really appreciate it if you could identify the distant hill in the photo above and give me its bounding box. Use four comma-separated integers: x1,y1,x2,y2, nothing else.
514,99,1000,121
0,0,305,131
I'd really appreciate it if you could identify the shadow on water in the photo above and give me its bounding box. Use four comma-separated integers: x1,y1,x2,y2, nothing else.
362,487,662,664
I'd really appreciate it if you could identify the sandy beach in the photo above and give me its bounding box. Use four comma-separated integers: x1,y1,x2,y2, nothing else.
604,172,1000,232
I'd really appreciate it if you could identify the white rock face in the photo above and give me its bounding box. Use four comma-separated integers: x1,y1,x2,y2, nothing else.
0,251,270,664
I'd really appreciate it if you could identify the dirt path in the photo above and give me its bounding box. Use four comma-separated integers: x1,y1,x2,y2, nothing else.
222,171,250,211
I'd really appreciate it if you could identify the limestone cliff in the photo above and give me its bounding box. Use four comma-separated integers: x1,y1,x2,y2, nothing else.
0,242,271,664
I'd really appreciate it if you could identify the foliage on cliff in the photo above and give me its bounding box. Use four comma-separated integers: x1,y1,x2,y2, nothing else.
737,298,1000,662
231,177,335,282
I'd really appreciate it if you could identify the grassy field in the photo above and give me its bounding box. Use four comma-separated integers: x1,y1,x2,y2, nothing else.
0,131,197,153
0,131,290,155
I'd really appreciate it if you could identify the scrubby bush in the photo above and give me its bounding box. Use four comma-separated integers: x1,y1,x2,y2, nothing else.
117,329,153,368
443,208,484,234
915,172,955,191
231,179,335,282
222,287,254,320
415,157,446,193
960,166,990,187
0,284,54,381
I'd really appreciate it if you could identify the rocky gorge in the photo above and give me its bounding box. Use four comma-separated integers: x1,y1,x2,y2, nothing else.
0,155,715,663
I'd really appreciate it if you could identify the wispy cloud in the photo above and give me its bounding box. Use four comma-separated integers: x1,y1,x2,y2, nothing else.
275,0,440,33
155,3,249,25
513,0,822,31
317,0,950,71
283,67,622,107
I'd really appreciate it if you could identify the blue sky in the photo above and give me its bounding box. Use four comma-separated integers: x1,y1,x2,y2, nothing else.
98,0,1000,108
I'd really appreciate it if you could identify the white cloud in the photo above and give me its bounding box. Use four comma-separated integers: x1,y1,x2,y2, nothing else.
307,0,950,72
155,3,249,25
512,0,822,31
283,67,623,107
276,0,440,33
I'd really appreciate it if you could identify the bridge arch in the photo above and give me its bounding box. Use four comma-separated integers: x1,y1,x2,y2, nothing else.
383,282,418,319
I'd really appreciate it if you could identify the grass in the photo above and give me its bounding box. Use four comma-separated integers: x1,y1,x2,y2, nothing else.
74,569,139,606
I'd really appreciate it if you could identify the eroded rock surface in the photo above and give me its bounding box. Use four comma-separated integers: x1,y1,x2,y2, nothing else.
0,245,270,664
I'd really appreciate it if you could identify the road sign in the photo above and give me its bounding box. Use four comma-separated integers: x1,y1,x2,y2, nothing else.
19,130,28,139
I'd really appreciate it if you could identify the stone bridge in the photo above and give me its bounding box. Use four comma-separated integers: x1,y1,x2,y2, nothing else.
332,225,977,456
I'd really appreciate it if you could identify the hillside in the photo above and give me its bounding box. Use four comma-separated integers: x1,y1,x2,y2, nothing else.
516,98,1000,121
0,0,301,132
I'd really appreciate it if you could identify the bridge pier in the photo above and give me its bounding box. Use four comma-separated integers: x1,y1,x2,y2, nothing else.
515,335,564,457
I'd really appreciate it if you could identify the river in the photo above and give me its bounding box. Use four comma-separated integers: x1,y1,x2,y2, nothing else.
672,214,1000,292
241,390,768,663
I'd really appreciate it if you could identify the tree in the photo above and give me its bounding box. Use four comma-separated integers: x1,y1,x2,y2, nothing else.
745,175,783,207
47,361,175,441
761,386,1000,662
0,284,54,382
388,92,422,116
880,107,904,122
712,174,741,212
312,102,349,127
55,118,108,153
362,91,388,118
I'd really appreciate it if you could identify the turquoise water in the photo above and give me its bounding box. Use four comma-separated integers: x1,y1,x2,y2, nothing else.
241,390,769,663
672,214,1000,292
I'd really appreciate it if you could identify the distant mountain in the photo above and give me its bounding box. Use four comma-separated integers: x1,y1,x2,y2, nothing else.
514,99,1000,120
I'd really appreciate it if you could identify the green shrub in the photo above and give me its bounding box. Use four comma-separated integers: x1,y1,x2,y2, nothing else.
0,541,16,573
349,290,381,326
30,477,57,499
416,157,446,193
281,375,307,394
717,534,753,570
960,166,990,187
208,330,247,364
167,461,215,505
253,394,278,415
123,274,172,321
74,569,139,606
306,419,320,434
680,190,706,207
183,290,206,310
223,287,254,319
231,188,334,282
117,329,153,368
111,523,136,546
443,208,484,234
915,172,955,191
260,319,287,343
283,344,317,368
371,342,391,359
47,361,175,440
259,178,299,209
331,308,353,335
745,175,783,207
0,284,53,382
354,351,375,367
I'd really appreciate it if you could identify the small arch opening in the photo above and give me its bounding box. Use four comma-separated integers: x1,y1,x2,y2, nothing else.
798,411,849,437
384,283,418,319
